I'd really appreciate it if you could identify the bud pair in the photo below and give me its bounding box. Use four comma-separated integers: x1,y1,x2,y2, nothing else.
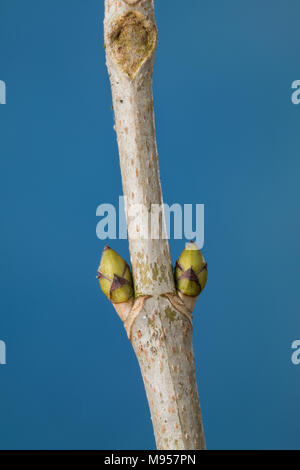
97,242,207,303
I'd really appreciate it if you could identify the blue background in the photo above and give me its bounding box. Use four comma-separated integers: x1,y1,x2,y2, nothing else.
0,0,299,450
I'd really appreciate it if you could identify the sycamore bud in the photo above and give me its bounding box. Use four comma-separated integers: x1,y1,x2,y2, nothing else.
97,246,134,303
175,241,207,297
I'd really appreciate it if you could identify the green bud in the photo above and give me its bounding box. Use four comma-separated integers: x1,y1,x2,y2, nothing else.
97,246,134,303
175,241,207,297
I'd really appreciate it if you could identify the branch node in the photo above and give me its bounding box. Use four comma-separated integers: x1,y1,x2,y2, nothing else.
162,293,193,327
124,295,151,339
107,10,157,80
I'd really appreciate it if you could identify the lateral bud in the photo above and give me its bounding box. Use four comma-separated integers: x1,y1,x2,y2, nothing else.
175,241,208,298
97,246,134,304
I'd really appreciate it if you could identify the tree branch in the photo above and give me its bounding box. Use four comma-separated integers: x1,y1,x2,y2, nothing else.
101,0,206,450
